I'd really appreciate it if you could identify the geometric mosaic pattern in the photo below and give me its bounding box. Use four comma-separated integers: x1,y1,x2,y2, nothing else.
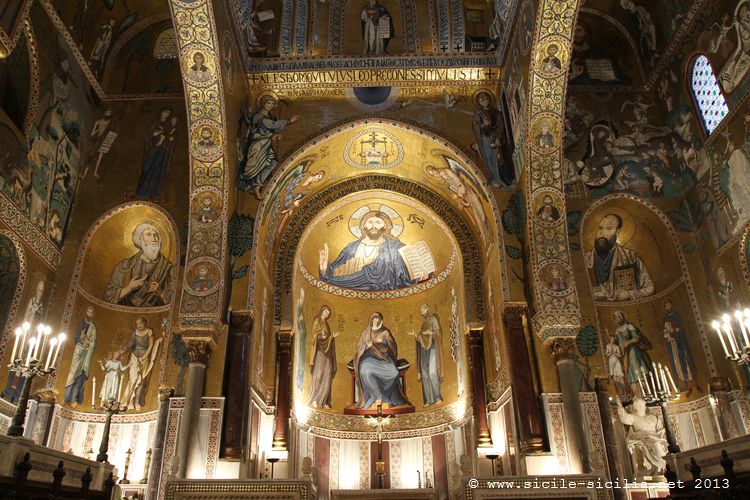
691,55,728,135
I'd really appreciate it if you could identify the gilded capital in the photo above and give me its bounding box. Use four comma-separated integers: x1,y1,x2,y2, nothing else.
278,329,292,352
186,339,213,364
34,389,57,404
159,385,175,401
708,376,732,393
594,377,611,393
550,338,576,363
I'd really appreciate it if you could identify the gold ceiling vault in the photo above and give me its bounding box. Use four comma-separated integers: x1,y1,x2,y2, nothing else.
525,0,583,339
168,0,230,333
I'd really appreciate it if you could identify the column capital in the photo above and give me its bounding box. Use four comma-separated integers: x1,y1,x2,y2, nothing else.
186,339,213,364
550,338,576,363
502,304,528,328
158,385,175,401
708,376,732,393
594,377,611,393
34,389,57,404
278,328,292,352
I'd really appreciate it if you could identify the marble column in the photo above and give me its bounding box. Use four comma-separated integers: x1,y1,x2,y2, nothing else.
468,327,493,450
176,339,212,479
551,338,590,473
273,329,292,452
502,307,544,452
709,376,740,440
594,378,626,500
147,386,173,500
30,389,57,446
222,312,253,459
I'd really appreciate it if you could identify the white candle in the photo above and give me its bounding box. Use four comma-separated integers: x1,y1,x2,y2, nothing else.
51,333,65,369
33,324,44,360
9,327,22,363
652,363,662,392
25,337,36,365
92,377,96,406
659,364,670,396
666,366,678,394
648,369,658,396
714,321,731,357
724,324,739,354
736,311,750,347
641,367,652,397
637,373,646,397
44,338,57,370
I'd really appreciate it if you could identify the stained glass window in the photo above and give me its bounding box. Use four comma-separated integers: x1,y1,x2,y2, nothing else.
691,55,729,135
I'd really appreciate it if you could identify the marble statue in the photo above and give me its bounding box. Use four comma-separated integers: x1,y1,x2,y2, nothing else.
615,396,668,474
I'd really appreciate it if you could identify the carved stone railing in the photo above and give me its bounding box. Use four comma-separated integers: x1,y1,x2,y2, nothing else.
163,479,317,500
667,434,750,482
0,435,114,490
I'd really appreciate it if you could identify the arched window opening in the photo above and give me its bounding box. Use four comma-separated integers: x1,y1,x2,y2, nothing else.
691,55,729,135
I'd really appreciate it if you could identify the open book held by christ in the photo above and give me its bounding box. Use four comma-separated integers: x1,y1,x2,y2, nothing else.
398,241,436,281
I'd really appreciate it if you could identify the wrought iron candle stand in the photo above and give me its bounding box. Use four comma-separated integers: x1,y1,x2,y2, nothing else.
713,310,750,366
6,322,63,438
7,359,56,437
96,398,125,463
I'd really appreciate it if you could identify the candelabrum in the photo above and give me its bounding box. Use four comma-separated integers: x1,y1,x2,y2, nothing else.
6,322,65,437
96,398,125,463
712,309,750,365
637,363,681,454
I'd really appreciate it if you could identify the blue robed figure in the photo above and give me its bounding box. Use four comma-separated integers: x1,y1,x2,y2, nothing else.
354,313,409,409
318,211,425,291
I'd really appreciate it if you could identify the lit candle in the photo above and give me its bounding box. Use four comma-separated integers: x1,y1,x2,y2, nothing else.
40,325,51,364
92,377,96,406
9,327,22,363
724,323,739,354
25,337,36,365
665,365,678,394
714,321,731,357
52,333,65,368
652,363,662,392
736,311,750,347
33,324,44,360
19,322,29,359
44,338,57,370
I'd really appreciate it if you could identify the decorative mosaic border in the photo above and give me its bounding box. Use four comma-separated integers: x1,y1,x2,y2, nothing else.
168,0,230,330
579,193,717,376
739,225,750,289
38,0,106,99
299,250,456,299
0,230,27,367
0,192,59,269
296,402,472,440
525,0,583,339
0,0,32,58
48,201,180,390
22,21,39,138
